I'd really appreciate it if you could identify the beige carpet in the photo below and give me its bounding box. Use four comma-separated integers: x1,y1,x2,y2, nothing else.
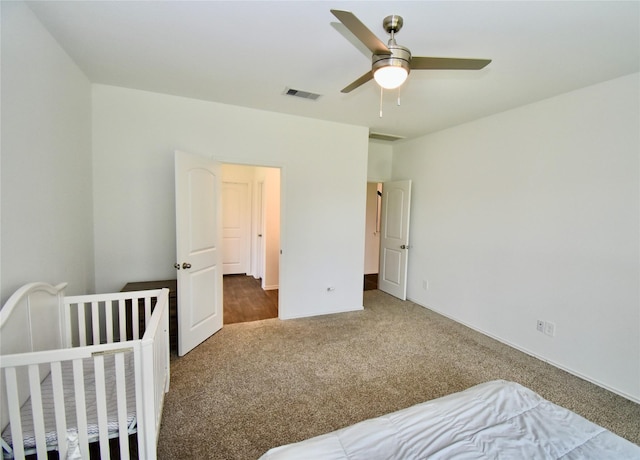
157,290,639,459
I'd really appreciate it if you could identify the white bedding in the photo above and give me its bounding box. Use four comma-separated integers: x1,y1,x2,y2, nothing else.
259,380,640,459
2,353,136,453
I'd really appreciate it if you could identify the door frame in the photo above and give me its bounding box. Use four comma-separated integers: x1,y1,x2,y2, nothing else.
255,180,265,282
364,181,382,276
219,160,283,309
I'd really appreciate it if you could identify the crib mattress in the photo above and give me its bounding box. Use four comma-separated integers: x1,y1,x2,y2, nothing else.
2,353,137,454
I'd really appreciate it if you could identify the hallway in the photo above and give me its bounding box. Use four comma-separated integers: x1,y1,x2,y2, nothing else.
223,275,278,324
223,274,378,325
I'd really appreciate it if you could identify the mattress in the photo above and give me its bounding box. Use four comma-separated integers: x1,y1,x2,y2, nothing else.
259,380,640,459
2,353,137,455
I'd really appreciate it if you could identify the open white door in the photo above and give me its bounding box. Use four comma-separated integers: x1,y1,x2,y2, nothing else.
175,150,223,356
378,180,412,300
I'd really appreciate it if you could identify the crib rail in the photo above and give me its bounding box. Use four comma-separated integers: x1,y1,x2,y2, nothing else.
140,289,171,447
64,289,167,347
1,288,169,460
63,288,170,459
1,343,139,460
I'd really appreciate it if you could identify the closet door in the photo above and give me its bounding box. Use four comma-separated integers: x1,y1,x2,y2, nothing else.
222,181,250,275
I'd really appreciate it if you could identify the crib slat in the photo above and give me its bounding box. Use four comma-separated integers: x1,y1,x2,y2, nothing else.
106,299,114,343
64,301,74,348
144,297,152,336
27,364,48,459
119,298,127,341
78,303,87,346
72,358,90,458
132,297,140,340
94,355,111,459
115,352,131,459
5,367,25,459
133,346,147,460
51,361,69,459
92,301,101,344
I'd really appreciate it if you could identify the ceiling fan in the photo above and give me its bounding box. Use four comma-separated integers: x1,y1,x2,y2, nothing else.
331,10,492,93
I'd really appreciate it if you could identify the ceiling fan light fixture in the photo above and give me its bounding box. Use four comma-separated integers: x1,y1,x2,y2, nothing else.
372,45,411,90
373,65,408,89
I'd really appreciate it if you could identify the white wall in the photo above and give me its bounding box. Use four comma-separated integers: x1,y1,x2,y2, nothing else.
0,1,94,304
92,85,368,319
367,140,393,182
392,74,640,401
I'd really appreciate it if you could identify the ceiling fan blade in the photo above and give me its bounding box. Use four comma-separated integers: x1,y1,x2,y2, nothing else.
331,9,391,55
341,71,374,93
411,57,492,70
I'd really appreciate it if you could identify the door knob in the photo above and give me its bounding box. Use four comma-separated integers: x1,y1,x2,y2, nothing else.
400,244,409,249
174,263,180,270
182,262,192,269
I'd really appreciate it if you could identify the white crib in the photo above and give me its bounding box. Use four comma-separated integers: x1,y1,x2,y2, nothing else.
0,282,170,459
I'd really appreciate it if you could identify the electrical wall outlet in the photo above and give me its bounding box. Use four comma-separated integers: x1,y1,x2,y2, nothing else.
544,321,556,337
536,320,545,332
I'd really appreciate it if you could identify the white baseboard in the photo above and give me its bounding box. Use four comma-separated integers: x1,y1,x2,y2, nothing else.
280,305,363,320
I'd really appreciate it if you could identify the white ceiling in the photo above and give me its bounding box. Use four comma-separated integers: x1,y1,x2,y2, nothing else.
26,1,639,141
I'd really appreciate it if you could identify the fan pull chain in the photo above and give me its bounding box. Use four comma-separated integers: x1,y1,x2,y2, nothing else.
379,87,384,118
397,87,401,106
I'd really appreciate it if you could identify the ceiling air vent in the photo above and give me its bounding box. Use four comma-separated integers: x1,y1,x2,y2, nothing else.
369,132,405,142
284,88,322,101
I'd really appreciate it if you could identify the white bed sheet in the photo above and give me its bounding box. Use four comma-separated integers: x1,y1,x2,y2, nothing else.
2,353,136,453
259,380,640,459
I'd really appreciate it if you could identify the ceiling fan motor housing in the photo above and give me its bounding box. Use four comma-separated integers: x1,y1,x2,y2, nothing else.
373,14,410,75
372,44,412,75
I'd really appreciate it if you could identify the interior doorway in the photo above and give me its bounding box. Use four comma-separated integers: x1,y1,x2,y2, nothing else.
364,182,382,290
221,163,281,324
223,274,278,324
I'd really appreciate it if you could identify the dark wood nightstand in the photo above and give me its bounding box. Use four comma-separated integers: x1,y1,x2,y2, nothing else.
121,280,177,352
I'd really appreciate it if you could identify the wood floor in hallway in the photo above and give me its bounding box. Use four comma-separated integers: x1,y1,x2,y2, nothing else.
223,273,377,325
364,273,378,291
223,274,278,324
